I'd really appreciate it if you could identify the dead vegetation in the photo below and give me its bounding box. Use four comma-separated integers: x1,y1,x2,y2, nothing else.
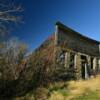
49,75,100,100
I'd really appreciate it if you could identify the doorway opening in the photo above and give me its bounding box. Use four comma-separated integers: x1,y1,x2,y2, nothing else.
91,57,94,69
81,55,89,79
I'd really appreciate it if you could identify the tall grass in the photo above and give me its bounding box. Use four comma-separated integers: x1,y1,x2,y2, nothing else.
49,75,100,100
14,75,100,100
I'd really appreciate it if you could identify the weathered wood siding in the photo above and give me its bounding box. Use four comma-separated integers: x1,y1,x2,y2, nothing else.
57,27,99,57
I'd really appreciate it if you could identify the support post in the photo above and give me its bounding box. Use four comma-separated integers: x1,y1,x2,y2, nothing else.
55,25,59,46
74,54,77,68
93,58,97,70
65,52,70,68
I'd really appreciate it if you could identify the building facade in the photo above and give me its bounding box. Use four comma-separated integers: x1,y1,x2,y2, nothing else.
54,22,100,79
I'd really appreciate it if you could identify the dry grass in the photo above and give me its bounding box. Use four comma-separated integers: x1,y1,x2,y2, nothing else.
49,75,100,100
14,75,100,100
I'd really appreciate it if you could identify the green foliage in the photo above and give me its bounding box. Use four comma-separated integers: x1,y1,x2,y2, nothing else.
75,91,100,100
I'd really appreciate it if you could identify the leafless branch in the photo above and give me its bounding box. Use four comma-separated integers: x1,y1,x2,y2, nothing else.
0,1,23,36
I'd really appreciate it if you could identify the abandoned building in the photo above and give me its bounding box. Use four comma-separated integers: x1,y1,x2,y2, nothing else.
53,22,100,79
35,22,100,80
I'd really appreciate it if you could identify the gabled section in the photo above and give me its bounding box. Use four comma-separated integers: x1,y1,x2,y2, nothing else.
55,21,100,57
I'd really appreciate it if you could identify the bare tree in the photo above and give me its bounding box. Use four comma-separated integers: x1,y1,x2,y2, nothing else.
0,38,27,80
0,0,23,36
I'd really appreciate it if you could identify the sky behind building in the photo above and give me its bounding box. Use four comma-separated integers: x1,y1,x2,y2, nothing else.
11,0,100,52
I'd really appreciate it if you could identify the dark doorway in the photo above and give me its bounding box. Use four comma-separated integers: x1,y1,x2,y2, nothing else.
69,53,75,68
91,57,94,69
81,55,89,79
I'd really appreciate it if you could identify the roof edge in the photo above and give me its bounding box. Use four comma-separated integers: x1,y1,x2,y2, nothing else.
55,21,100,44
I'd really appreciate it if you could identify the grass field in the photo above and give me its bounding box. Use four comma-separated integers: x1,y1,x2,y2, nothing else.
14,75,100,100
48,75,100,100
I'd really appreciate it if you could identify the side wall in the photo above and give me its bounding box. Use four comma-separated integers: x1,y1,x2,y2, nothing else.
54,24,100,79
56,27,99,57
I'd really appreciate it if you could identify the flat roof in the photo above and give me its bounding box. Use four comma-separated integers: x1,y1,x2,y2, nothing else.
55,21,100,44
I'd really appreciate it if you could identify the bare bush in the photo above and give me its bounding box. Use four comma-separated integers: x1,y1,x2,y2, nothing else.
0,38,27,80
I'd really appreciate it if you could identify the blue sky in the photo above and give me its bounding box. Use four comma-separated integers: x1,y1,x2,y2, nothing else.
10,0,100,51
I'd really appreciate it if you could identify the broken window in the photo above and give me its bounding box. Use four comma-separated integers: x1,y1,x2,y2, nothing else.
59,50,66,63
